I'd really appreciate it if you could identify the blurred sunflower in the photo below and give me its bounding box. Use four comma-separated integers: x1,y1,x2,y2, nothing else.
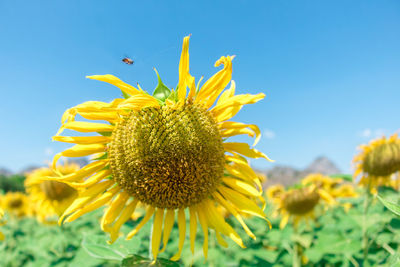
301,173,358,211
50,35,272,260
266,184,285,205
25,162,80,223
353,133,400,194
271,185,335,229
2,192,30,217
0,208,5,241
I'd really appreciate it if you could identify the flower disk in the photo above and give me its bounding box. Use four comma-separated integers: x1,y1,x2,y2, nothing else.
282,189,320,215
40,180,76,201
362,142,400,177
109,104,225,209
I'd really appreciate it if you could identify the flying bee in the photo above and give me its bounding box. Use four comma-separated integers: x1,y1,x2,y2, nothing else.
122,57,134,65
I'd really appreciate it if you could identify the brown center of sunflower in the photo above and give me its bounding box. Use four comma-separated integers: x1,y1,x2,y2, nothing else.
363,143,400,176
8,198,23,208
282,188,320,215
40,180,76,201
109,103,225,209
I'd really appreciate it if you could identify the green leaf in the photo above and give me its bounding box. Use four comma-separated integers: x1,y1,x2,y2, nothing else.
152,68,171,102
291,233,313,248
378,195,400,216
329,174,353,182
82,235,125,261
121,254,180,267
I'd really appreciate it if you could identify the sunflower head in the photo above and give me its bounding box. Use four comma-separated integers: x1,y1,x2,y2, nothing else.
51,35,272,260
266,184,285,202
282,188,320,215
2,192,30,217
25,162,80,222
354,134,400,192
109,104,225,209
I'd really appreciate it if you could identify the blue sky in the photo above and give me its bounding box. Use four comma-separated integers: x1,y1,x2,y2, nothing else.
0,0,399,173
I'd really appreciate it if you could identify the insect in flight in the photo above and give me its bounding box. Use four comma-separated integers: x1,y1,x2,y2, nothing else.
122,57,134,65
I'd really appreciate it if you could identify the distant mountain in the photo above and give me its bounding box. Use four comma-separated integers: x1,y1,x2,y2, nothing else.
0,168,12,176
260,156,341,188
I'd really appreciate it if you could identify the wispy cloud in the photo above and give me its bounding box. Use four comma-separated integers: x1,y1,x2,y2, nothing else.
263,129,276,139
358,128,390,138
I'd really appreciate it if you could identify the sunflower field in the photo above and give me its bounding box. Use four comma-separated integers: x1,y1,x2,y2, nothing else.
1,174,400,267
1,34,400,267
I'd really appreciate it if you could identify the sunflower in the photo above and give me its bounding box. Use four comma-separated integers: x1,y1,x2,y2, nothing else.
272,185,334,229
25,162,80,223
50,35,272,260
353,133,400,194
0,208,5,241
2,192,30,217
302,173,358,211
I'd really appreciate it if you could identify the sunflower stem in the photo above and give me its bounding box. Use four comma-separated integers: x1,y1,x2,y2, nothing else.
292,227,301,267
362,184,372,266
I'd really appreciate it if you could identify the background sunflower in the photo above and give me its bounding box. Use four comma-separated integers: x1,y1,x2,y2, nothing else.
25,162,80,223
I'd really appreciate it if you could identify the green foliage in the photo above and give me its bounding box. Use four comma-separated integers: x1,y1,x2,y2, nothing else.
0,174,26,193
1,189,400,266
378,194,400,217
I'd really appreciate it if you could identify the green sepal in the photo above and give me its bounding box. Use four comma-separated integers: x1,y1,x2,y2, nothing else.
152,68,171,103
121,90,131,99
97,132,112,137
93,152,108,160
121,254,180,267
166,89,178,102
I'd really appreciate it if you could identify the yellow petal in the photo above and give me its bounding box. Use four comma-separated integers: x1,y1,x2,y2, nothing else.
126,206,155,239
152,209,165,260
224,142,273,161
195,56,234,109
170,209,186,261
117,94,160,109
219,122,261,146
59,180,114,224
202,200,245,248
189,207,197,254
196,207,209,259
59,121,114,133
87,74,140,96
109,199,139,244
279,213,290,229
46,160,107,182
160,209,175,253
222,177,261,197
178,35,190,104
212,93,265,114
187,74,196,101
101,191,130,231
78,111,119,122
215,231,228,248
65,186,120,223
218,186,266,220
53,144,105,169
216,80,236,106
53,136,111,144
213,192,255,240
68,169,111,188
